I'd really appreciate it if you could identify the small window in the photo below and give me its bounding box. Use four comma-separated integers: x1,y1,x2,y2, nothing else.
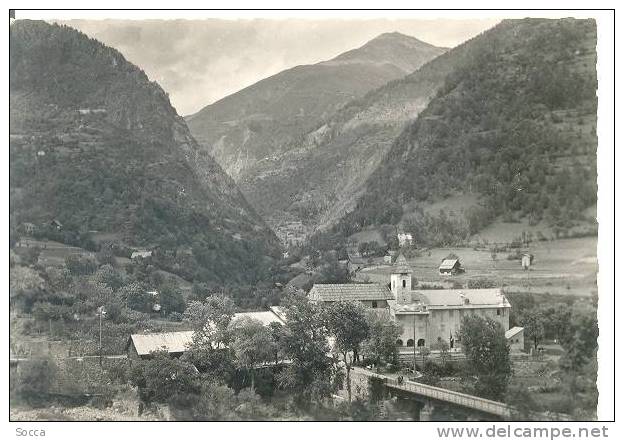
407,339,415,347
396,339,403,346
372,301,378,308
497,309,501,316
402,279,406,288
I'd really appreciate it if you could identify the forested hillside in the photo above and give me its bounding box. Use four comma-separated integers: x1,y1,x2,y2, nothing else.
334,18,597,246
9,20,280,284
186,32,445,183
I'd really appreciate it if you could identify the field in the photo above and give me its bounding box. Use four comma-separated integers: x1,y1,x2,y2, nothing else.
354,236,598,298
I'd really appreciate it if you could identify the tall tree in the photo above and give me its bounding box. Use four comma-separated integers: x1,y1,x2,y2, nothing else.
277,293,333,406
183,295,235,349
362,310,402,367
520,312,546,351
459,315,511,400
323,301,370,402
229,316,275,390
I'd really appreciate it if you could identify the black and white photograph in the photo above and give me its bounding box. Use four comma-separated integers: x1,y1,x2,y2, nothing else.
6,5,616,431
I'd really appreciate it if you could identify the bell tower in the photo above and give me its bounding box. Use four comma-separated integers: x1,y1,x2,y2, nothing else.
390,254,412,304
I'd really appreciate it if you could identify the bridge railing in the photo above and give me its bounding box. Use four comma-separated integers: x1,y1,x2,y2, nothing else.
366,370,511,418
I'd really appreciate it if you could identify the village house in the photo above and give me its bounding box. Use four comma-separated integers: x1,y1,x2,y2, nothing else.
505,326,525,352
126,308,286,359
397,232,413,247
22,222,36,235
309,258,511,350
439,258,464,276
521,253,534,270
347,253,369,274
50,219,63,231
131,250,153,259
383,250,398,264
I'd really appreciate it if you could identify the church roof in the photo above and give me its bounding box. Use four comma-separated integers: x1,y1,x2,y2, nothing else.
393,254,412,273
416,288,509,308
309,283,393,302
389,288,510,314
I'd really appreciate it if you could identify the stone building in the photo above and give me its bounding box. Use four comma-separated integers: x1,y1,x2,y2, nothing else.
309,259,511,350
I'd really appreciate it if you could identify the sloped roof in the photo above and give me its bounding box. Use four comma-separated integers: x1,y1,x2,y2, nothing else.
129,310,286,356
439,259,459,270
268,306,287,323
309,283,393,302
416,288,509,308
128,331,194,356
393,254,412,273
232,310,285,326
505,326,524,339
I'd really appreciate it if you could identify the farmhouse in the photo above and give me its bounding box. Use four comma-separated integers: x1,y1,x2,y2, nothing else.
439,258,463,276
127,331,194,359
309,259,511,350
131,250,153,259
347,254,369,273
50,219,63,230
126,307,286,359
384,250,398,264
505,326,525,352
521,253,534,270
397,233,413,247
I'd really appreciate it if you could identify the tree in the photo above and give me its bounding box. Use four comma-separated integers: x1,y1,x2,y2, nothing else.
118,282,151,312
64,254,97,275
431,339,450,364
159,281,186,315
96,245,117,267
277,293,334,406
458,315,511,400
362,311,402,367
13,357,58,403
490,250,498,268
323,301,370,402
129,351,199,404
23,246,42,265
183,296,235,350
267,321,284,365
506,383,540,420
521,312,546,351
229,316,275,390
92,264,124,291
558,308,598,371
10,265,44,311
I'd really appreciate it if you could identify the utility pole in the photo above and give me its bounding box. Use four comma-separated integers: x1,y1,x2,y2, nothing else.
412,314,416,374
98,306,106,367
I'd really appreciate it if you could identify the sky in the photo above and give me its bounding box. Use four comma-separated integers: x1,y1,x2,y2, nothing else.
58,18,500,115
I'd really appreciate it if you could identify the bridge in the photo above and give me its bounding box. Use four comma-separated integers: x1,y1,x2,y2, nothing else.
353,367,511,419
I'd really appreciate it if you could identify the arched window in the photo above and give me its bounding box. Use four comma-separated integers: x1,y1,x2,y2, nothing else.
396,339,403,347
407,339,415,347
417,338,426,347
402,279,406,288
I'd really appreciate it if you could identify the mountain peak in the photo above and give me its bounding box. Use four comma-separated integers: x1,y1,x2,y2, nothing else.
322,31,445,74
370,31,425,43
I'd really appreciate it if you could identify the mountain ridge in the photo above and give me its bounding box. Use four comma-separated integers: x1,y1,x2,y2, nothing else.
10,20,280,285
186,32,446,181
329,18,598,246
